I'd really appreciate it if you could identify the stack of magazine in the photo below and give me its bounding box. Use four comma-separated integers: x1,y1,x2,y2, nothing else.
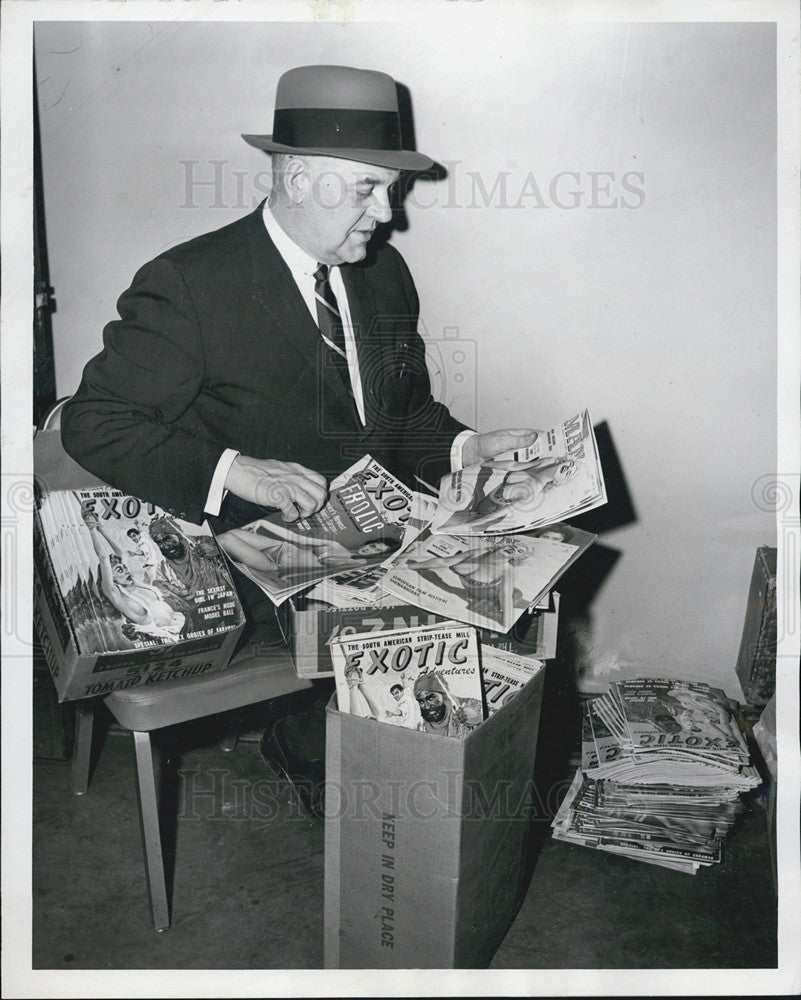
551,679,762,873
217,410,604,636
37,486,243,653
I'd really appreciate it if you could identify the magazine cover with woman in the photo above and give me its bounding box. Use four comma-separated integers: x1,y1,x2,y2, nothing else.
599,678,751,761
37,487,243,654
215,455,412,605
431,409,607,535
381,520,595,633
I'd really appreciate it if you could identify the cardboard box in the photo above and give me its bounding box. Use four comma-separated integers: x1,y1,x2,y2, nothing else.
33,431,246,701
323,661,546,968
278,592,559,680
735,546,777,705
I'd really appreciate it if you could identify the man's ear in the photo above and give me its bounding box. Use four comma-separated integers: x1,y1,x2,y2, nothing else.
282,155,310,205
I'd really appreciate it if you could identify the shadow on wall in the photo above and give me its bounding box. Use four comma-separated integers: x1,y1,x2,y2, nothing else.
365,82,449,253
522,423,635,886
561,420,637,681
572,421,637,536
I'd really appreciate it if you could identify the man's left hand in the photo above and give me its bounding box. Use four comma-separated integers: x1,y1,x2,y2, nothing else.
461,428,541,468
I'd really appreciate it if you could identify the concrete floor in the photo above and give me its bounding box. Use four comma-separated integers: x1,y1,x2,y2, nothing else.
31,676,778,975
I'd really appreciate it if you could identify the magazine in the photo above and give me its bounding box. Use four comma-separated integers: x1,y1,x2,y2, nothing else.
37,487,243,655
601,678,750,763
431,410,606,535
582,698,626,774
216,455,413,605
303,564,393,608
302,491,438,608
554,678,760,874
330,621,485,737
381,520,595,632
480,646,545,716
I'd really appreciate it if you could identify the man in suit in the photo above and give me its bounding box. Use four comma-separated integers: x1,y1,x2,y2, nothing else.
61,65,537,817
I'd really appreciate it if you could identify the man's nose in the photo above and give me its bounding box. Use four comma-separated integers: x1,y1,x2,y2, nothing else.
367,190,393,224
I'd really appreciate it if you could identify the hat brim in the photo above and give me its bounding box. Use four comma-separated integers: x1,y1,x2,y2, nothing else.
241,134,433,172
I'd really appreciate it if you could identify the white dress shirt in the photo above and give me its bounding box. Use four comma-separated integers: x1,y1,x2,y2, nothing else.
204,205,475,515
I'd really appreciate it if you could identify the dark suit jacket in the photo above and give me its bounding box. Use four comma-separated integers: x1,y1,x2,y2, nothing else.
61,204,468,526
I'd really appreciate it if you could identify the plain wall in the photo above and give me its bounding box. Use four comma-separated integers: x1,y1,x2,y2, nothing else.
34,18,777,697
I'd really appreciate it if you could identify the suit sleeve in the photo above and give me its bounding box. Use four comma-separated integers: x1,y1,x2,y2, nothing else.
61,257,226,522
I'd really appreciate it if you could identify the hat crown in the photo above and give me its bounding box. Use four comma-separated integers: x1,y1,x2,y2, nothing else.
241,64,433,172
275,65,399,113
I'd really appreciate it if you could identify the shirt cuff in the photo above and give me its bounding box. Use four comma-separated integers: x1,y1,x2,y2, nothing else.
450,429,479,471
204,448,240,516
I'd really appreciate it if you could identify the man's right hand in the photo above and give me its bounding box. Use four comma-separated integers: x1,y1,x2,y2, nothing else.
224,455,328,521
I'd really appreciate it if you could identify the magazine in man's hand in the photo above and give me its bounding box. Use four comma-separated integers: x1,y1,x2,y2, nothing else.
431,410,607,535
380,520,595,633
330,620,485,738
215,456,412,605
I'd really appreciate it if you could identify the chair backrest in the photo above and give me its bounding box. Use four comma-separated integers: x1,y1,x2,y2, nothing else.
39,396,71,431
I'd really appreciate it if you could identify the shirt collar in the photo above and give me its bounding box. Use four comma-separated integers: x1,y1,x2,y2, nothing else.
262,201,321,278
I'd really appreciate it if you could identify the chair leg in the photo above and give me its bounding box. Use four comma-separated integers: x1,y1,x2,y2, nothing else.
70,701,95,796
132,730,170,932
218,728,240,752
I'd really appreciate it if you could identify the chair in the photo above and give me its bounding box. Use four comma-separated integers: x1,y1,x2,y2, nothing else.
70,643,309,932
36,398,311,931
38,395,71,431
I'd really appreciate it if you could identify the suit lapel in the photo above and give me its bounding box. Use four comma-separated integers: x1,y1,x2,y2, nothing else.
342,263,385,435
245,210,357,417
340,263,376,346
246,209,318,359
342,262,399,434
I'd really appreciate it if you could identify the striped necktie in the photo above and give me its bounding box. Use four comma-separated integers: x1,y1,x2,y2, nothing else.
313,263,348,361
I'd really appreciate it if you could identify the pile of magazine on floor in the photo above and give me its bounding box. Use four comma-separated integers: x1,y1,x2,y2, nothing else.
551,679,762,873
216,410,606,737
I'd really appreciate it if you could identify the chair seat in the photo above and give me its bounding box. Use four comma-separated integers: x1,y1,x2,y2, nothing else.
104,647,309,732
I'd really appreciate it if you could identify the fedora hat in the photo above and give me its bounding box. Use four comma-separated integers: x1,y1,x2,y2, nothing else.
242,65,433,172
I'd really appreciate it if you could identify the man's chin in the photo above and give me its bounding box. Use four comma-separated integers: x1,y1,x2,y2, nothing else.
337,240,371,264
